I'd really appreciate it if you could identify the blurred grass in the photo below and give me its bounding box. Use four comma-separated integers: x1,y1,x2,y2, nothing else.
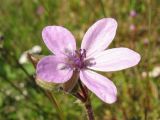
0,0,160,120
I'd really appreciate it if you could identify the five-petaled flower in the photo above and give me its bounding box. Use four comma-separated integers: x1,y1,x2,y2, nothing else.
36,18,141,104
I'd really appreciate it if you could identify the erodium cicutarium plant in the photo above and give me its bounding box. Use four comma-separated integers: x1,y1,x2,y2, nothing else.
36,18,141,119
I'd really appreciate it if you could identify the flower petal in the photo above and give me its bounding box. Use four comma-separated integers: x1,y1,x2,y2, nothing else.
88,48,141,72
80,70,117,104
36,55,73,83
81,18,117,57
42,26,76,56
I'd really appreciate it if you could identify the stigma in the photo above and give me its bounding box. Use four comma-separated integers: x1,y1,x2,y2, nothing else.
70,49,87,70
58,49,96,71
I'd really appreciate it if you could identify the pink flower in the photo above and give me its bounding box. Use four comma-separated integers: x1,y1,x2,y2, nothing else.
36,18,141,104
36,5,44,16
130,10,137,17
129,24,136,31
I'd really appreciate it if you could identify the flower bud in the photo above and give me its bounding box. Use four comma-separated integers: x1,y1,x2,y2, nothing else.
36,77,56,91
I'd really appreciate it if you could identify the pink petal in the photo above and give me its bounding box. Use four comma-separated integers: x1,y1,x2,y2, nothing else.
81,18,117,57
36,55,73,83
88,48,141,72
42,26,76,56
80,70,117,104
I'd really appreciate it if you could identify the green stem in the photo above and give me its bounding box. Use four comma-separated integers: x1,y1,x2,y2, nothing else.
45,91,65,120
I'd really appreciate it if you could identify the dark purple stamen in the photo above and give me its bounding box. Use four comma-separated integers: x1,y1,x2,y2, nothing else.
68,49,87,70
74,49,86,69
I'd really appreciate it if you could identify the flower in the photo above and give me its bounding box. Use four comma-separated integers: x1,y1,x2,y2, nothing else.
143,38,149,45
141,66,160,78
129,24,136,31
31,45,42,54
19,52,28,64
36,5,44,16
36,18,141,104
19,45,42,64
130,10,137,17
149,66,160,78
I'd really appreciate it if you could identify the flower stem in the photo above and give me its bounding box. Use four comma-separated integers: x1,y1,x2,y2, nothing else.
85,97,95,120
77,80,95,120
78,80,87,99
45,91,65,120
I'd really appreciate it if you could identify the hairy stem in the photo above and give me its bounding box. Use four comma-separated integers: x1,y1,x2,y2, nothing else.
77,81,95,120
85,98,95,120
78,80,87,99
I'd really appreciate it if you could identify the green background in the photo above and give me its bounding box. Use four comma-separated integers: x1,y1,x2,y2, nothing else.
0,0,160,120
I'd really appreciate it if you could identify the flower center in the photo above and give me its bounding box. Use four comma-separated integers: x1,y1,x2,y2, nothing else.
58,49,96,71
69,49,87,70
